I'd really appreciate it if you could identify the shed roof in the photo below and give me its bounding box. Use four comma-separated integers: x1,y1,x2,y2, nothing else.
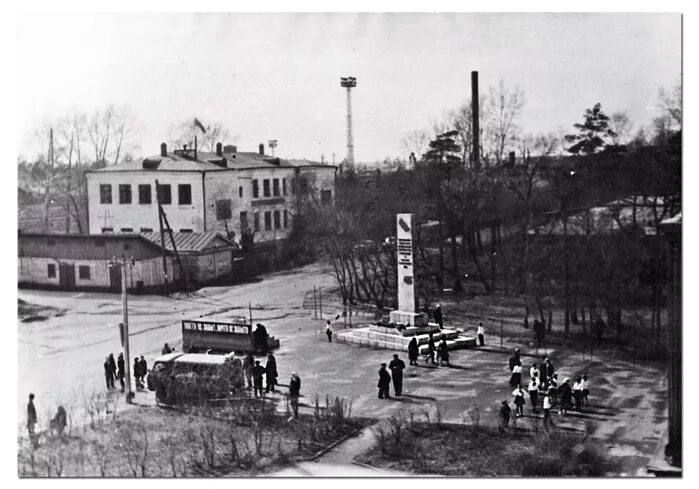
140,231,237,253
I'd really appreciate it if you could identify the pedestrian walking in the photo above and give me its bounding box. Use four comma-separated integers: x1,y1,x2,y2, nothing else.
389,354,406,396
139,356,148,387
265,352,278,393
528,375,540,413
108,353,117,384
573,377,583,411
117,352,125,391
425,333,436,365
433,304,443,329
243,352,255,389
508,348,522,372
377,363,391,399
581,373,590,406
133,357,142,390
288,372,301,420
408,337,419,366
543,390,554,429
252,361,266,398
325,320,333,343
477,321,485,346
510,363,523,389
27,393,37,436
499,400,511,432
438,338,450,366
104,356,115,389
513,385,526,417
558,378,573,415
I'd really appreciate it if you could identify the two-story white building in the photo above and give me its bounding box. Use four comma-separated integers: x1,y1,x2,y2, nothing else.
85,143,337,246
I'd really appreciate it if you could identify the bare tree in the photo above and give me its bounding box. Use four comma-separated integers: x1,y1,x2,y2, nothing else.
401,129,430,160
483,80,524,166
169,119,232,153
609,112,633,146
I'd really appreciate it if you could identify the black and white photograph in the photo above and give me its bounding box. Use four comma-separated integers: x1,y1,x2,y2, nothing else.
8,5,687,479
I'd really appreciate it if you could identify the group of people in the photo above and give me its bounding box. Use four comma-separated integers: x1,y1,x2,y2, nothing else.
377,354,407,398
243,351,279,398
103,352,148,391
407,333,452,367
501,348,591,429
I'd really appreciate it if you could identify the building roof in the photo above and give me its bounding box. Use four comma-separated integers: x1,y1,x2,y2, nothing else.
88,150,296,174
140,231,237,253
287,159,337,169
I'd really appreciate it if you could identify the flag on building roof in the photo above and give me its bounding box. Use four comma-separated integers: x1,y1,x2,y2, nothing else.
194,117,207,133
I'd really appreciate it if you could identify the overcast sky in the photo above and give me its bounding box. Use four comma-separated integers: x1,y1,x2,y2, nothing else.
16,13,681,163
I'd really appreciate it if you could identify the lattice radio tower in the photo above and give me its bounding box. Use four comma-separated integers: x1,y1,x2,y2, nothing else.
340,76,357,170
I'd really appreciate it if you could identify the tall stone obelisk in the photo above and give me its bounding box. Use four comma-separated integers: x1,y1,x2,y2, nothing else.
390,213,426,326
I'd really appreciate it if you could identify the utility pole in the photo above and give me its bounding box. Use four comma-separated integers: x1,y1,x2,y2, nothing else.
155,180,169,296
340,76,357,171
111,257,133,403
471,71,480,169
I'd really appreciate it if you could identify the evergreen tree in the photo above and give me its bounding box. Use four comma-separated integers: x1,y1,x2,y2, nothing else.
564,103,616,155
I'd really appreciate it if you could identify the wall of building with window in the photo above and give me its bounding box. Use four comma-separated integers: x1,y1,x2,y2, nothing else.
87,171,205,234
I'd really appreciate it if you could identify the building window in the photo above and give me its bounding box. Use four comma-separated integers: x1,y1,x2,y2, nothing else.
264,211,272,231
263,179,271,197
102,227,113,233
283,209,289,228
47,239,56,246
121,228,133,233
300,177,308,193
180,229,193,233
290,178,295,194
321,189,332,206
119,184,132,204
140,227,153,233
100,184,112,204
47,264,56,278
78,265,91,280
252,180,259,198
239,186,243,198
216,199,232,220
95,239,106,247
240,211,248,232
178,184,192,205
156,183,171,204
273,178,280,197
273,210,281,229
283,178,287,196
253,212,260,231
138,184,151,204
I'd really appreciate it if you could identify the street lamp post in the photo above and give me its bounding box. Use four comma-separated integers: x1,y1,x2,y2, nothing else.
111,256,134,403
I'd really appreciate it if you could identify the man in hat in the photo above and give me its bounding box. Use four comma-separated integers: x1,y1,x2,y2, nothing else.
408,337,419,366
288,372,301,420
377,363,391,399
388,354,406,396
104,356,114,389
117,352,125,392
265,352,278,393
252,360,266,398
508,348,522,372
433,304,443,329
558,378,573,415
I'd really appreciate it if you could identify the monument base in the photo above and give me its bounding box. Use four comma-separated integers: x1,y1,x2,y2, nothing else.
389,310,427,327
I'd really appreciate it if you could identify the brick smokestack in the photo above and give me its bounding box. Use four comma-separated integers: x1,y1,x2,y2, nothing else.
216,142,222,156
259,143,265,156
471,71,480,169
160,142,167,157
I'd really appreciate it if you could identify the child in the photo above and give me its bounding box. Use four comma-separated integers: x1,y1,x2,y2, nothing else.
581,373,590,406
510,363,523,389
528,374,539,413
530,363,539,381
512,385,526,417
543,390,553,429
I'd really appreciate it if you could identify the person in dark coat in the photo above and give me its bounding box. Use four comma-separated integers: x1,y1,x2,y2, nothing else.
558,378,573,415
162,343,173,355
27,393,37,436
104,356,115,389
378,363,391,399
508,348,522,372
499,400,511,432
51,406,67,438
325,320,333,342
433,304,443,329
133,358,142,389
243,352,255,389
139,356,148,387
254,323,269,353
408,337,419,366
425,333,436,365
117,352,125,391
252,361,266,398
477,322,485,346
108,353,117,384
438,338,450,366
288,372,301,420
388,354,406,396
265,353,278,393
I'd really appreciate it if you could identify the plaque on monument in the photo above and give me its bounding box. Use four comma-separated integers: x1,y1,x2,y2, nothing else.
390,213,427,327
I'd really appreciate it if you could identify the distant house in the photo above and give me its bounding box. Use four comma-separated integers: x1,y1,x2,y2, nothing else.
85,143,337,247
18,231,237,293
